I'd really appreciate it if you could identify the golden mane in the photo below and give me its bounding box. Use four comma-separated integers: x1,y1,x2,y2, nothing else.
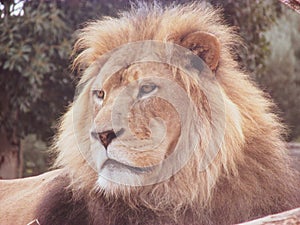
51,2,300,224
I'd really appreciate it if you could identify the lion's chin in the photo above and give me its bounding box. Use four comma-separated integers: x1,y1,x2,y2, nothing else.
96,159,153,189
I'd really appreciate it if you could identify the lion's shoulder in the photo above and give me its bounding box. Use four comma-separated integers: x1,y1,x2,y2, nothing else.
0,169,66,224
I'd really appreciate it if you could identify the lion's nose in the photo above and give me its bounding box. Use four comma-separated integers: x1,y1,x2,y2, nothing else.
92,130,117,149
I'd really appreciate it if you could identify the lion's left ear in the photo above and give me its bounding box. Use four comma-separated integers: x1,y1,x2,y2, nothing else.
180,31,221,71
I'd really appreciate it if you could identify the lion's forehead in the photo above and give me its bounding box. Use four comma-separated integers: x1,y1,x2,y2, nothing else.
102,62,173,91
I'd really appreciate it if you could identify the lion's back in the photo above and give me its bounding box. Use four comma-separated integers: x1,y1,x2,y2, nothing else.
0,169,65,225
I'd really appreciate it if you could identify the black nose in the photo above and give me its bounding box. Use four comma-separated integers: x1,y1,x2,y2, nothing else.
92,130,117,149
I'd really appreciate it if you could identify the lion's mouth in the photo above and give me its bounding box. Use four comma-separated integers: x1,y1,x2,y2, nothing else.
102,159,154,174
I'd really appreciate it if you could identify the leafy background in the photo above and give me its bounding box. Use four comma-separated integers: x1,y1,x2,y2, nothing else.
0,0,299,178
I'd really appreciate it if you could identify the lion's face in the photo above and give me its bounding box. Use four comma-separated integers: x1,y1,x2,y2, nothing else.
90,62,184,189
60,28,226,201
75,32,223,192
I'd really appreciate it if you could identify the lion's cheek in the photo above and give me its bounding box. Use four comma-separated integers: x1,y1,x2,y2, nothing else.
128,99,179,134
127,100,180,152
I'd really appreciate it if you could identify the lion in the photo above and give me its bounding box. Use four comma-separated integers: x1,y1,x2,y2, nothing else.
0,2,299,225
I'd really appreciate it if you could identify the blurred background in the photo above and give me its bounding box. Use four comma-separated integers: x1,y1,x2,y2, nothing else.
0,0,299,179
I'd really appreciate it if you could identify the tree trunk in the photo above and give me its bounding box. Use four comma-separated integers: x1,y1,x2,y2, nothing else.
0,127,22,179
0,89,22,179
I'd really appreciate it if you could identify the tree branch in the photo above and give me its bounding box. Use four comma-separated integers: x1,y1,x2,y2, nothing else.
238,207,300,224
278,0,300,13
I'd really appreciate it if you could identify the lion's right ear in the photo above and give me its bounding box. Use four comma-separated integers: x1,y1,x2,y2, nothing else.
178,31,221,71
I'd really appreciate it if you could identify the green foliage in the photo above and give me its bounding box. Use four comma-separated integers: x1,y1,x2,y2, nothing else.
209,0,281,77
263,9,300,140
0,2,74,140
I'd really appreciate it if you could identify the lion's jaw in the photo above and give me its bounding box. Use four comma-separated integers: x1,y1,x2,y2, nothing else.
89,62,186,191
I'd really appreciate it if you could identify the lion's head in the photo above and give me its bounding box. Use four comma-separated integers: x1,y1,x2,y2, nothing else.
52,2,299,224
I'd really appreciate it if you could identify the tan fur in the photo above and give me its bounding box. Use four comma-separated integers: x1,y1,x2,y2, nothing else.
0,3,299,225
55,2,300,223
0,169,64,224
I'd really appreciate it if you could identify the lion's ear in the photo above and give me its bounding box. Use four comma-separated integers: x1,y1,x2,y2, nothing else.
180,31,220,71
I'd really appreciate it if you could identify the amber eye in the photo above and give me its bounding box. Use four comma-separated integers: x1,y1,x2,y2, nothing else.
140,83,157,95
93,90,105,99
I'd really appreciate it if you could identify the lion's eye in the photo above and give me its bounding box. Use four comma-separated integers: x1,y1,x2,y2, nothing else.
93,90,105,100
140,84,157,95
